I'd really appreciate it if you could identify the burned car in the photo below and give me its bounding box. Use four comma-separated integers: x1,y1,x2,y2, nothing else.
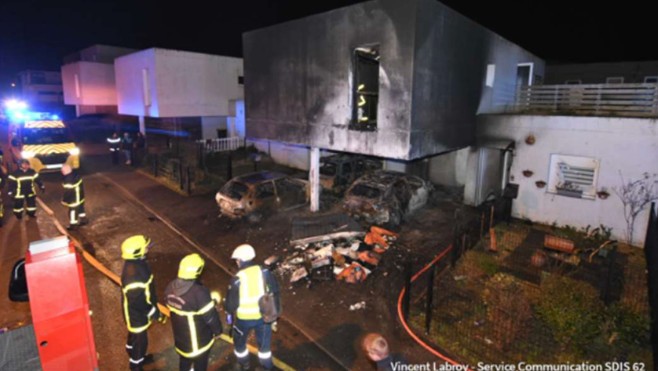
216,171,309,219
342,170,433,227
319,154,381,194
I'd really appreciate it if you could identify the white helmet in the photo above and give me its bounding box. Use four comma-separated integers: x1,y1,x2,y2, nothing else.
232,244,256,261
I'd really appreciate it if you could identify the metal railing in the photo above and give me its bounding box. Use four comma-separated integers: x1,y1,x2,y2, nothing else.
509,83,658,117
196,137,244,154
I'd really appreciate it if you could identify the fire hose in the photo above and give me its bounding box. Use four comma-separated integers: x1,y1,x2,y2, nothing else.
36,197,295,371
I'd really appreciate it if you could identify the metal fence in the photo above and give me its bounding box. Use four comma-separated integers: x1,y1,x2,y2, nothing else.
404,201,652,365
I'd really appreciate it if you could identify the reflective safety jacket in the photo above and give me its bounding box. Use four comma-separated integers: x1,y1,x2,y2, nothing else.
107,136,121,152
165,278,222,358
8,168,43,199
61,170,85,208
121,259,160,334
225,262,280,321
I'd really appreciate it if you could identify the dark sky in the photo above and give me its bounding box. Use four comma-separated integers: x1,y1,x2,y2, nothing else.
0,0,656,91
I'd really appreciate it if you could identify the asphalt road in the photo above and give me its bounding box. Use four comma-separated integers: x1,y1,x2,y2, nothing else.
1,138,452,370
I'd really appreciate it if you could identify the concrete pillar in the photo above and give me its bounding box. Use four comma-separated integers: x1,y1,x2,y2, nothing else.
309,147,320,212
138,116,146,135
75,105,81,118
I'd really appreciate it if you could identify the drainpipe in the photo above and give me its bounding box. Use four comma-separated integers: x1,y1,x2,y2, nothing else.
501,149,511,193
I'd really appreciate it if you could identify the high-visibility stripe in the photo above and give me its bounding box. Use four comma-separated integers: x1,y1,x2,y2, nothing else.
63,180,82,189
24,120,65,129
107,138,121,143
122,275,155,333
234,348,249,358
168,299,217,358
258,351,272,359
129,357,144,364
23,143,75,155
236,266,265,320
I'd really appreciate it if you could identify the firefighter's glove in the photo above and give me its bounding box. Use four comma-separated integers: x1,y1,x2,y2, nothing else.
226,314,233,326
211,291,221,304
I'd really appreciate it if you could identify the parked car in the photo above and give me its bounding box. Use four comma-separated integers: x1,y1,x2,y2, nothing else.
343,170,433,227
320,154,381,194
215,171,309,220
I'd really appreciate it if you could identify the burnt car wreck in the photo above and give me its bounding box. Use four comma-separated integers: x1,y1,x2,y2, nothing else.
215,171,309,220
342,170,433,227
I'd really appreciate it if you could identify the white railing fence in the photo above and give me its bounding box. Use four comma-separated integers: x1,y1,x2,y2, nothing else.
196,137,244,153
510,83,658,117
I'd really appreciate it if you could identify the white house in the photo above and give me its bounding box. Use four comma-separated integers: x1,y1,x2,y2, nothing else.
61,45,137,116
114,48,244,139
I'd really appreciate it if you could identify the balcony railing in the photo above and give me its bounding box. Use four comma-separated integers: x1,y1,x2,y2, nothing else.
510,83,658,118
196,136,244,153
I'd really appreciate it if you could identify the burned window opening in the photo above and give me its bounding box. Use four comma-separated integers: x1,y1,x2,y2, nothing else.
351,47,379,132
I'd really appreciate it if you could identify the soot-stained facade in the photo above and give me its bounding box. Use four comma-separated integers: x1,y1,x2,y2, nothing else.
243,0,543,161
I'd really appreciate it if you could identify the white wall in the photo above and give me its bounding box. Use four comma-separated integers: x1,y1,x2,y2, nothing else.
115,49,158,117
116,48,243,118
62,62,118,106
468,115,658,245
201,116,227,140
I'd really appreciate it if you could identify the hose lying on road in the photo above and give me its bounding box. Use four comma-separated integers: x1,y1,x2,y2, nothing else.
36,197,295,371
396,245,473,371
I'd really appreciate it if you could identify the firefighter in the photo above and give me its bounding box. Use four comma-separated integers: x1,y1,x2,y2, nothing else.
225,244,281,370
107,132,121,165
120,235,164,370
7,159,44,219
165,253,222,371
61,164,87,230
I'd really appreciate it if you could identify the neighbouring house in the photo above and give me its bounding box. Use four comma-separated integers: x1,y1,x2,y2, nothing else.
462,61,658,246
114,48,244,140
61,44,137,116
242,0,543,210
16,70,64,112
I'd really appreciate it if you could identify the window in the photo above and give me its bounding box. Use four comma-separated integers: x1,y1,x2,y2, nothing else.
238,76,244,85
644,76,658,83
351,46,379,132
142,68,151,107
485,64,495,87
547,154,599,200
606,77,624,84
565,80,582,85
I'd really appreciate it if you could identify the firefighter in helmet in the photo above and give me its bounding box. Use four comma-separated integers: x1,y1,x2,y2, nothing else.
165,253,222,371
7,159,44,219
120,235,164,370
61,164,87,230
225,244,281,370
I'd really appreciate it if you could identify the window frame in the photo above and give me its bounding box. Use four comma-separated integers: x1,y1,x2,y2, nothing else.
350,47,380,132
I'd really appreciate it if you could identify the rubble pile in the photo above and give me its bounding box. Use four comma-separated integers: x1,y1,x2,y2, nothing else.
277,225,398,285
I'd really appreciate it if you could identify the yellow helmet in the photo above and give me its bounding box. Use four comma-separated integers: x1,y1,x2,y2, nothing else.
231,244,255,261
121,235,151,260
178,253,205,280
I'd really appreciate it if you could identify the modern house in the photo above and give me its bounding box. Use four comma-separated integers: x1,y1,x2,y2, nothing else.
242,0,543,210
16,70,64,112
114,48,244,140
61,44,137,116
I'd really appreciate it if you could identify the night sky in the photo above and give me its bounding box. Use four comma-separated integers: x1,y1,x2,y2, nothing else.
0,0,656,94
